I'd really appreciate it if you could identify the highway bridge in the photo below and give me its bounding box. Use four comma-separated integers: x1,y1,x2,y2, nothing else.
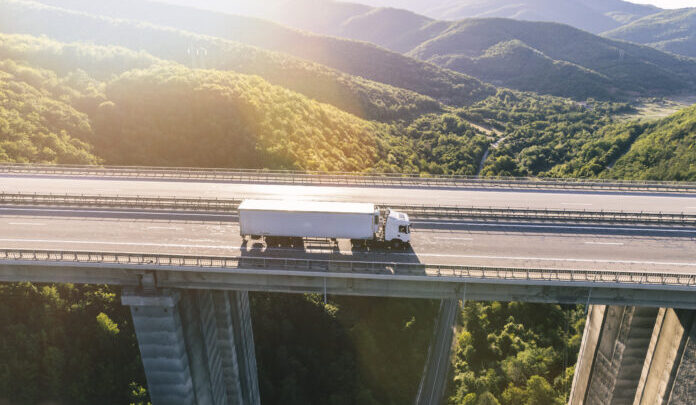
1,164,695,405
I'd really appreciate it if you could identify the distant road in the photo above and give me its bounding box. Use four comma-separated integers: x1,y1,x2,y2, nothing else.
2,175,696,214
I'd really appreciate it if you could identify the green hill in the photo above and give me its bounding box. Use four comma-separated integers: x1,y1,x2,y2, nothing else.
428,39,616,100
28,0,494,109
548,104,696,181
0,0,449,122
92,65,385,170
0,32,495,176
603,104,696,181
0,33,163,81
0,33,386,171
406,18,696,100
603,8,696,59
0,59,98,164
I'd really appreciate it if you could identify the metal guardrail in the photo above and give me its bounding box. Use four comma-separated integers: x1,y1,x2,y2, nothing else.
2,163,696,193
1,249,695,289
0,193,240,211
1,192,695,227
395,205,696,227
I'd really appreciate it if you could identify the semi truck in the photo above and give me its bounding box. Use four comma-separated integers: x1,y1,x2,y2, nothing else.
238,199,411,249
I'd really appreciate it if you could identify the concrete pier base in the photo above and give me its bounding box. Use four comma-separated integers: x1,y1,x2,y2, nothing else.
633,308,696,404
123,288,260,405
570,306,696,405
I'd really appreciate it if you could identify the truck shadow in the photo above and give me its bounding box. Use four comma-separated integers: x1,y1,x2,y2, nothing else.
238,237,424,270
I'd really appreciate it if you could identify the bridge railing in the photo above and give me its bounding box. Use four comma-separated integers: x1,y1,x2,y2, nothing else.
2,192,695,226
2,249,695,290
2,163,696,192
0,192,240,211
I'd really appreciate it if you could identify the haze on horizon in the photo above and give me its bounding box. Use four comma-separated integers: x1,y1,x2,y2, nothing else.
629,0,694,8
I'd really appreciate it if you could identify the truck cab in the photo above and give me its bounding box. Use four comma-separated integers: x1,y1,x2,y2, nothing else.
384,210,411,248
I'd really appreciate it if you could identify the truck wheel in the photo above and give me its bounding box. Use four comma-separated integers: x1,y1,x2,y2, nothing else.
390,239,403,250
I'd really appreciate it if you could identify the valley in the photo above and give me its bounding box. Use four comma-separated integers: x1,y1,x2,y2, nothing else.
0,0,694,404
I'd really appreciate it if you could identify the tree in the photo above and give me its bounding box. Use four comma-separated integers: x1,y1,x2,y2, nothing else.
525,376,556,405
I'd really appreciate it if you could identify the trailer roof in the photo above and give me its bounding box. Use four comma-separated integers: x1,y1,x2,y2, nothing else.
238,199,376,214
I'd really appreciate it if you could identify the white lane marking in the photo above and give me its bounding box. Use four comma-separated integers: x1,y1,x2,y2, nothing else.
8,222,46,226
147,226,183,231
584,242,625,246
412,221,696,233
433,237,473,241
0,207,236,217
0,238,694,267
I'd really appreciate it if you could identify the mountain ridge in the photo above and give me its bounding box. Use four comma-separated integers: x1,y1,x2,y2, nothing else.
603,8,696,58
334,0,661,33
28,0,494,109
0,0,464,121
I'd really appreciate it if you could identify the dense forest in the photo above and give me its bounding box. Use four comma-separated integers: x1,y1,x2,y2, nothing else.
447,302,585,405
0,283,147,404
1,1,696,404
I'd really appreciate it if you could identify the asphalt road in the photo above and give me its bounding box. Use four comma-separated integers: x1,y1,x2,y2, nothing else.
1,209,694,274
2,175,696,213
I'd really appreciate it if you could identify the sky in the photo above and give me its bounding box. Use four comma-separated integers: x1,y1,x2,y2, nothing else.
629,0,695,8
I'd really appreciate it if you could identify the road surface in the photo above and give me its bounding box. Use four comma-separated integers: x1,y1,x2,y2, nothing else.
2,175,696,213
1,208,694,274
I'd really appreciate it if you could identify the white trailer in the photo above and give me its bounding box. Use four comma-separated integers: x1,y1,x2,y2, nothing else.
238,199,411,248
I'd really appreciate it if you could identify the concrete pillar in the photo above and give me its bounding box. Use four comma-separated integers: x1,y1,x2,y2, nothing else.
229,290,261,405
178,291,227,405
633,308,696,405
415,299,459,405
212,291,245,403
570,305,607,405
123,288,260,405
569,305,660,405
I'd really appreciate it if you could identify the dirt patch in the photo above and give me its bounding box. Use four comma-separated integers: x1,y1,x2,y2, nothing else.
620,96,696,121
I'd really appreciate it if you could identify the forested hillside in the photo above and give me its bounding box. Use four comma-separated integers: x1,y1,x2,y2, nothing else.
94,66,387,170
603,8,696,59
205,0,696,101
24,0,495,110
0,33,162,81
392,17,696,100
0,59,97,164
0,0,450,122
551,104,696,181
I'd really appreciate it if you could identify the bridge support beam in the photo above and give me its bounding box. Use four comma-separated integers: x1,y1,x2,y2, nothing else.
122,288,260,405
570,305,696,404
415,298,459,405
